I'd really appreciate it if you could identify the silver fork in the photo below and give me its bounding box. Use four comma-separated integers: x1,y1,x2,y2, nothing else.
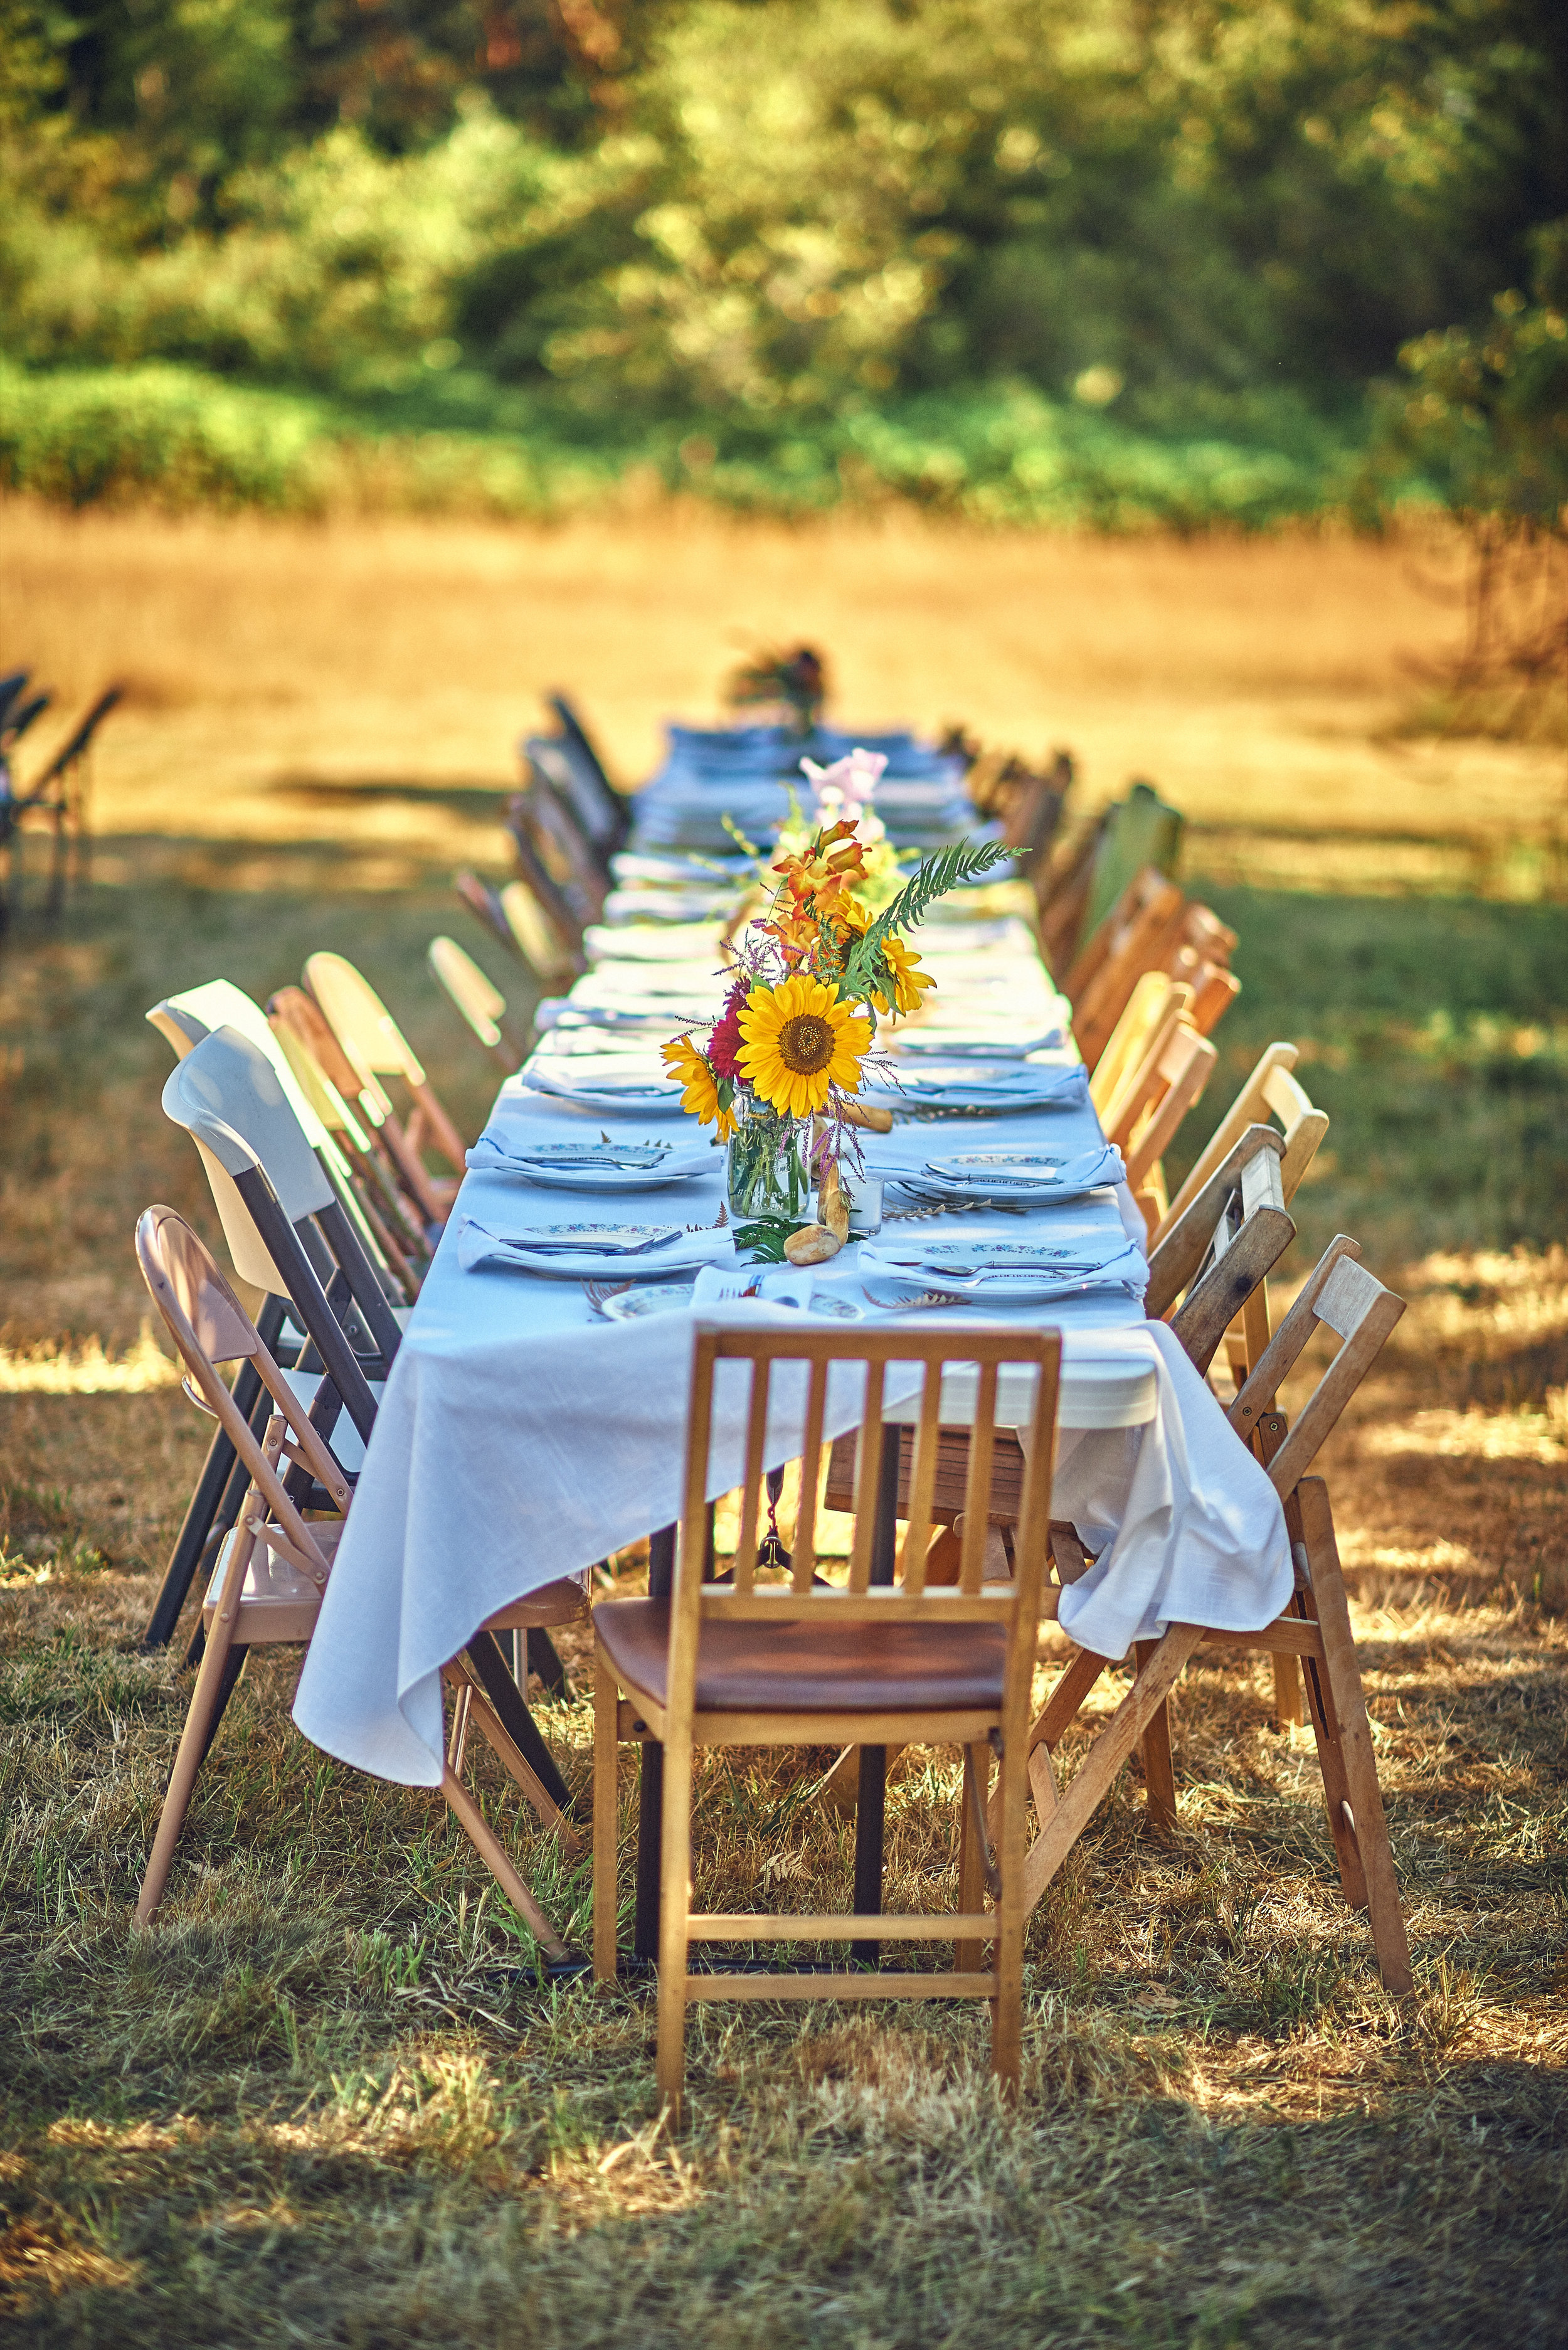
583,1279,637,1318
859,1287,965,1314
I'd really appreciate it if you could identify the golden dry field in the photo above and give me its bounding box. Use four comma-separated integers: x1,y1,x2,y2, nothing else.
6,500,1564,890
2,502,1565,2347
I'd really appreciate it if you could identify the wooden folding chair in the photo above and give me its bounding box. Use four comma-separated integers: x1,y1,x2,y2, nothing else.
1157,1045,1329,1242
133,1206,579,1952
1090,972,1194,1125
1148,1132,1311,1726
1019,1236,1413,1995
1036,810,1108,977
141,986,415,1654
0,683,120,922
428,935,524,1073
1145,1125,1289,1324
454,869,579,990
1155,1043,1330,1390
1104,1015,1218,1235
593,1324,1062,2122
1067,869,1189,1070
302,953,468,1221
506,788,601,952
987,748,1073,879
546,691,633,858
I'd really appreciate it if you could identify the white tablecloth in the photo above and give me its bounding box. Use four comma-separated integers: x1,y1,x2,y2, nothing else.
293,1062,1291,1788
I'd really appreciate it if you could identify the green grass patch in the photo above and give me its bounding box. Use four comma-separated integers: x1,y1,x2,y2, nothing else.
1169,886,1568,1268
1,363,1360,526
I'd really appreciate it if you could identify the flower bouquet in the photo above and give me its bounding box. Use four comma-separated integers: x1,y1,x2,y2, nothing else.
663,802,1008,1263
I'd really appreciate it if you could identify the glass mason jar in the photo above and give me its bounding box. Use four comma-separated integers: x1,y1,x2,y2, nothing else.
724,1090,812,1225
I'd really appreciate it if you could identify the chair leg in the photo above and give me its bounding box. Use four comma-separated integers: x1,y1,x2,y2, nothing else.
992,1723,1028,2096
438,1763,569,1960
955,1743,988,1974
990,1645,1108,1840
1135,1640,1179,1834
655,1719,695,2125
1296,1480,1413,1994
1030,1646,1109,1753
1271,1653,1306,1728
445,1656,581,1849
1296,1627,1368,1908
1022,1625,1205,1915
135,1526,254,1925
593,1650,620,1981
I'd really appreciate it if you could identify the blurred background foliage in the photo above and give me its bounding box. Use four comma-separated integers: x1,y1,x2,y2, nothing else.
1,0,1565,524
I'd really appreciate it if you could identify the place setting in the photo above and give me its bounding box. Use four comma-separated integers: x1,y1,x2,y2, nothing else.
857,1225,1150,1307
465,1127,719,1192
456,1215,734,1280
856,1058,1091,1116
871,1139,1126,1210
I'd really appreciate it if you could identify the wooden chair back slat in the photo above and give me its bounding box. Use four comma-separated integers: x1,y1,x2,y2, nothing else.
1154,1043,1328,1245
1091,973,1190,1124
677,1327,1061,1630
896,1362,944,1590
1227,1235,1405,1496
1145,1125,1285,1318
1122,1020,1217,1198
1069,869,1188,1068
732,1360,772,1596
959,1359,1000,1592
305,952,469,1176
1167,1194,1296,1376
846,1358,887,1593
791,1357,831,1590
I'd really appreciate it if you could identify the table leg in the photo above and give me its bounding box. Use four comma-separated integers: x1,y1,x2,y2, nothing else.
850,1747,886,1965
850,1427,902,1965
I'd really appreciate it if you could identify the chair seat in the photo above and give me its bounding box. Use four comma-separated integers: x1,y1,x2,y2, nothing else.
484,1576,590,1632
596,1597,1006,1715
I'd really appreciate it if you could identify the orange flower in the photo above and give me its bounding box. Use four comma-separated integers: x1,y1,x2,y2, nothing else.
772,820,869,913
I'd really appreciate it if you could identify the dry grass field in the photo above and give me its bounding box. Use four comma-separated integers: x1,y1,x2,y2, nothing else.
1,504,1565,2346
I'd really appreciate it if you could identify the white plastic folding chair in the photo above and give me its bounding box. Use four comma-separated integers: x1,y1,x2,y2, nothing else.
304,952,467,1221
428,935,523,1073
162,1025,585,1833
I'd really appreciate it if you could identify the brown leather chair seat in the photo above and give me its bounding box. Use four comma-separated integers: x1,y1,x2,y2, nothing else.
595,1597,1006,1715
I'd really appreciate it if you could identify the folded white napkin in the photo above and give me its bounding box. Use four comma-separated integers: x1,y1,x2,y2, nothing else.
457,1218,734,1279
910,1142,1125,1196
465,1129,712,1178
888,1029,1066,1059
861,1062,1090,1110
521,1065,687,1110
859,1232,1148,1303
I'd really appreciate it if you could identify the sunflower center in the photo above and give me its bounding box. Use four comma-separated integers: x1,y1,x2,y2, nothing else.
777,1013,835,1075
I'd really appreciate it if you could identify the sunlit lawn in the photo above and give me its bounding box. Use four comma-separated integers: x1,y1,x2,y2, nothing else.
2,511,1566,2345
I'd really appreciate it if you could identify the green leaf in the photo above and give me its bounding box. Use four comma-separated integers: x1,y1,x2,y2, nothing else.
839,836,1010,1002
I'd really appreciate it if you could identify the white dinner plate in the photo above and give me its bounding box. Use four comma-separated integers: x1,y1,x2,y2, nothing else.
516,1161,714,1194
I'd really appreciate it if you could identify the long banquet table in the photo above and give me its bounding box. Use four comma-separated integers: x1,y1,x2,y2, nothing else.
293,903,1293,1811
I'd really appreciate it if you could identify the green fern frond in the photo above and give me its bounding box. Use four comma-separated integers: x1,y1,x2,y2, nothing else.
839,836,1010,999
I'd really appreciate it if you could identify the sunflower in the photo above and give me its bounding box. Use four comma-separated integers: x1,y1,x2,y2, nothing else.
662,1032,736,1138
736,976,873,1120
869,932,936,1018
